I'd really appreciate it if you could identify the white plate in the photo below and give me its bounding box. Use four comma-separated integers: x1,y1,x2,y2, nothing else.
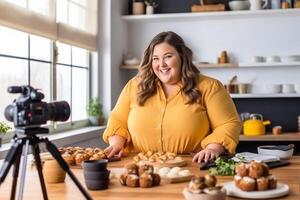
223,182,289,199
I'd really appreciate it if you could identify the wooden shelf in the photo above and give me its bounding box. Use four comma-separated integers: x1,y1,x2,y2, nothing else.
238,62,300,68
122,9,300,23
198,63,238,68
121,62,300,70
239,132,300,141
120,64,139,69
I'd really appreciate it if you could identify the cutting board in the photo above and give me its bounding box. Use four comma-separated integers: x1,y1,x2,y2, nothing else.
191,4,225,12
138,159,187,168
162,175,194,184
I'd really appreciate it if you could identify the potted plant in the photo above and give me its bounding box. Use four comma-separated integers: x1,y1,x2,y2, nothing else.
144,0,158,14
86,97,104,126
0,121,11,147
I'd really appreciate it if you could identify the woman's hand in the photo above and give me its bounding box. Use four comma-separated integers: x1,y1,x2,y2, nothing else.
192,143,225,163
104,135,126,158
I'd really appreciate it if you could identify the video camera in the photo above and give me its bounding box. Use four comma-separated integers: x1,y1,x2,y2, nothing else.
4,85,70,128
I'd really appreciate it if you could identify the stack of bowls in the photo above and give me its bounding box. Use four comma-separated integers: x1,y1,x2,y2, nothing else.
83,160,110,190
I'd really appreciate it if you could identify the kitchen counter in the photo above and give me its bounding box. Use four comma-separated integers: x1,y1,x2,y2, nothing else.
0,155,300,199
239,132,300,141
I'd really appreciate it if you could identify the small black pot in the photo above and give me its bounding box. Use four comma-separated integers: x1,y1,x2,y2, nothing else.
84,170,110,181
83,160,108,171
84,179,109,190
83,160,110,190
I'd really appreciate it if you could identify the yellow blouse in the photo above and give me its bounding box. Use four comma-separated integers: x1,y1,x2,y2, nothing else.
103,74,241,154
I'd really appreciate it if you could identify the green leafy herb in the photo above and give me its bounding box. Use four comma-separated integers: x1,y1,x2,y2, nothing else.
209,157,237,176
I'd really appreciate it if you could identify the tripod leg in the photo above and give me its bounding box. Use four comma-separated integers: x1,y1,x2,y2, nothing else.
31,143,48,200
10,143,23,200
0,138,22,184
18,139,30,200
42,138,93,200
0,137,23,200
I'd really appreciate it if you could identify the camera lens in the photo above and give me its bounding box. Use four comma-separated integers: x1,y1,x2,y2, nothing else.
4,105,14,122
47,101,71,122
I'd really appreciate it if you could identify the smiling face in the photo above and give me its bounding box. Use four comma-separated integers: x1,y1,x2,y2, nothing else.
151,42,182,86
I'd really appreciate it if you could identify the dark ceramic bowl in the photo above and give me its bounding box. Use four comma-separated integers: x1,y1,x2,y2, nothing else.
84,179,109,190
83,160,108,171
84,170,110,181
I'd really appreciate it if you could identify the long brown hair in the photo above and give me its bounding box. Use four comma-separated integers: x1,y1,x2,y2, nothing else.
136,31,201,106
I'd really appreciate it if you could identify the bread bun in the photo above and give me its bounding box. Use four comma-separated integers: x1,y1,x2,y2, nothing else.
139,172,153,188
138,164,154,176
267,175,277,189
204,174,217,187
151,173,161,186
126,174,139,187
234,175,242,187
235,163,249,177
124,163,138,175
257,176,268,191
249,161,264,179
238,176,256,191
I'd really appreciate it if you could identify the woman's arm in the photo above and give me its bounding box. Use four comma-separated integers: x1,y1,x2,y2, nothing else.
102,78,136,157
193,79,241,162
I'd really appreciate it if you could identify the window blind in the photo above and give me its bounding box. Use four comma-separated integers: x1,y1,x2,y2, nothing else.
0,0,97,51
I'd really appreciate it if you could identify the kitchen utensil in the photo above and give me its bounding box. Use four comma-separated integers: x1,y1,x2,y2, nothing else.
243,113,271,136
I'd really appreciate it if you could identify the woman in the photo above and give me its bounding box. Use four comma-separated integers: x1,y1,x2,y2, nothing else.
103,31,241,163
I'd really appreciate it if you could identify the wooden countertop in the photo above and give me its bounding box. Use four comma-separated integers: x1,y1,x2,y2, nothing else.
0,155,300,200
239,132,300,141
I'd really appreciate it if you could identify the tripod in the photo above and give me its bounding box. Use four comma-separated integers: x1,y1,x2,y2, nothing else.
0,127,93,200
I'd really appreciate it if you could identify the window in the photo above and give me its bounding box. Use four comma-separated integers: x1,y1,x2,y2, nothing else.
0,25,90,130
0,0,97,131
56,43,89,123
